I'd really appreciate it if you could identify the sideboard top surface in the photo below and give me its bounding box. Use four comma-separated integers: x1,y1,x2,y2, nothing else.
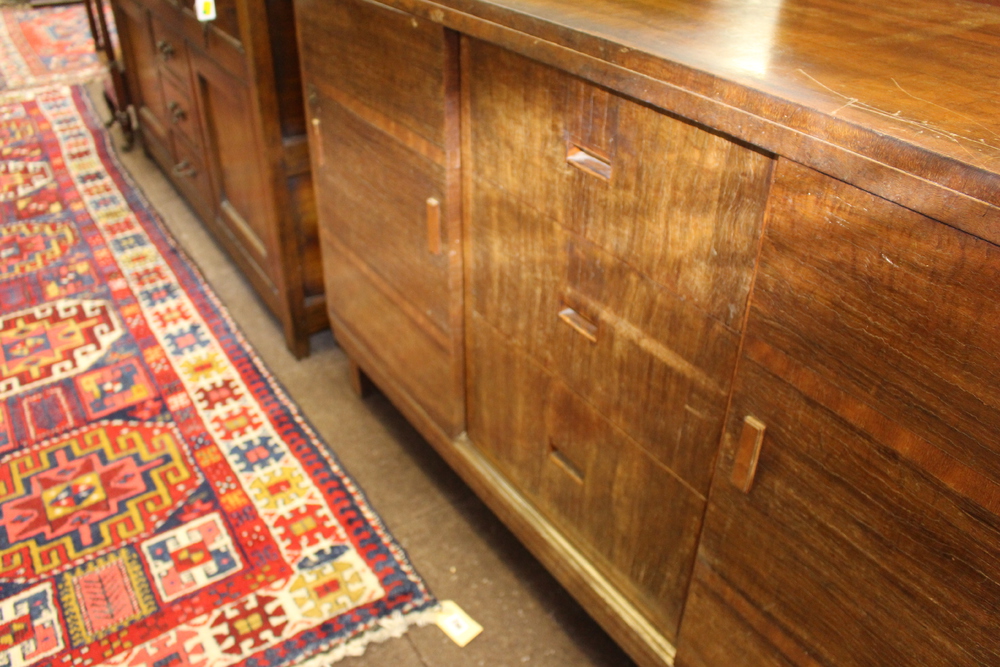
386,0,1000,221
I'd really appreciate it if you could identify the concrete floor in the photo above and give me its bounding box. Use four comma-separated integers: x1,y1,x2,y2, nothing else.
94,94,636,667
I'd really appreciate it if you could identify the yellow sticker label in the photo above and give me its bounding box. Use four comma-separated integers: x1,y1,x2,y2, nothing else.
195,0,216,21
435,600,483,648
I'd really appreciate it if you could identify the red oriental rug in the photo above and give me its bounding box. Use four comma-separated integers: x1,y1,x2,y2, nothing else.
0,5,107,91
0,84,437,667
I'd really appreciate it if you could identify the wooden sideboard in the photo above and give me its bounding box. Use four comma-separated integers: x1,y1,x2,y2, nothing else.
113,0,326,356
295,0,1000,665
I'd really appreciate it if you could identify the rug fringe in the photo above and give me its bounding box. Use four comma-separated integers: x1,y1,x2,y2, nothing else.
293,605,442,667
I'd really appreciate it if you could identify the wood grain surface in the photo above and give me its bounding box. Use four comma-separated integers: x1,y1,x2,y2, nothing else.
679,359,1000,667
465,40,769,493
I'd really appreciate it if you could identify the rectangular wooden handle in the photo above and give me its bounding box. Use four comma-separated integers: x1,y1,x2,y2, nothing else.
566,144,612,181
731,415,766,493
558,306,598,342
311,117,325,168
426,197,442,255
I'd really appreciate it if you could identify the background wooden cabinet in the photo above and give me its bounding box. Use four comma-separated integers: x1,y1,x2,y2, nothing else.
113,0,325,356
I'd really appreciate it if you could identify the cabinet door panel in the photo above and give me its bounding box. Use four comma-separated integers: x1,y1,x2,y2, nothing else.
195,62,272,278
678,359,1000,667
750,159,1000,494
323,232,461,433
315,100,450,334
296,0,447,149
469,164,738,493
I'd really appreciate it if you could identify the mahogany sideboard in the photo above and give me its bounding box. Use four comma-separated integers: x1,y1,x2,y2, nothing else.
295,0,1000,664
112,0,326,356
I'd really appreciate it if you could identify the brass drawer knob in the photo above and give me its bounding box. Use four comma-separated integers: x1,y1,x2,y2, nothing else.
157,39,175,59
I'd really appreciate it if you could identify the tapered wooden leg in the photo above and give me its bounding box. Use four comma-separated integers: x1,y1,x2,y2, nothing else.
348,359,374,399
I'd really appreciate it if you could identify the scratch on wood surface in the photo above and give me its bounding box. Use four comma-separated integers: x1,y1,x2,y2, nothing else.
795,69,1000,167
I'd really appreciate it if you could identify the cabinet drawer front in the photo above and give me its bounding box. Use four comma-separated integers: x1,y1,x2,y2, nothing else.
470,180,738,493
466,39,772,329
150,18,190,86
161,72,200,149
750,159,1000,489
468,316,704,640
296,0,447,150
171,134,213,221
322,233,462,435
679,360,1000,667
313,99,451,335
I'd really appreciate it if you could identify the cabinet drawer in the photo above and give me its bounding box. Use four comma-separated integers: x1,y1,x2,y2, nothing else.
170,135,212,220
313,99,451,334
470,179,738,493
466,39,772,329
678,359,1000,667
150,17,189,86
468,315,705,640
749,159,1000,491
296,0,448,150
161,72,200,149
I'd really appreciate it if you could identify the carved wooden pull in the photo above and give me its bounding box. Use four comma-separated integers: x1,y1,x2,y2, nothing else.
566,144,611,181
731,415,766,493
426,197,441,255
310,117,325,168
548,440,584,484
558,306,598,342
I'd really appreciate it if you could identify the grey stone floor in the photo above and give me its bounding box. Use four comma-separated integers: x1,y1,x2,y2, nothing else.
93,93,636,667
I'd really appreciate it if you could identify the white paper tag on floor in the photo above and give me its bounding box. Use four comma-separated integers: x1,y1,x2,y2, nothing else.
435,600,483,647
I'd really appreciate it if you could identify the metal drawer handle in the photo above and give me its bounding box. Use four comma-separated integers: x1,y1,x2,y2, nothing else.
731,415,766,493
157,39,175,59
167,101,186,123
558,306,598,343
172,160,197,178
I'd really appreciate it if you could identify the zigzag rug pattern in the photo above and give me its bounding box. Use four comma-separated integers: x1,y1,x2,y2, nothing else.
0,83,436,667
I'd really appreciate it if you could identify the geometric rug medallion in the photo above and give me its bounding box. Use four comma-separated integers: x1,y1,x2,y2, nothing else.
0,84,437,667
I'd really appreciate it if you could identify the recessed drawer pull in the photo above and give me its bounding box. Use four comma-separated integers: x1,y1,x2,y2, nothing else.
172,160,197,178
548,440,585,485
558,306,598,343
731,415,766,493
426,197,442,255
566,144,611,182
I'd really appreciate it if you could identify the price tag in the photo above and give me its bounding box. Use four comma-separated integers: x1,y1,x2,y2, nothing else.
434,600,482,647
195,0,216,21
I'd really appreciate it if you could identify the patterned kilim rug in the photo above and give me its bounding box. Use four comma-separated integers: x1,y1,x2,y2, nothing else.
0,5,106,91
0,84,437,667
